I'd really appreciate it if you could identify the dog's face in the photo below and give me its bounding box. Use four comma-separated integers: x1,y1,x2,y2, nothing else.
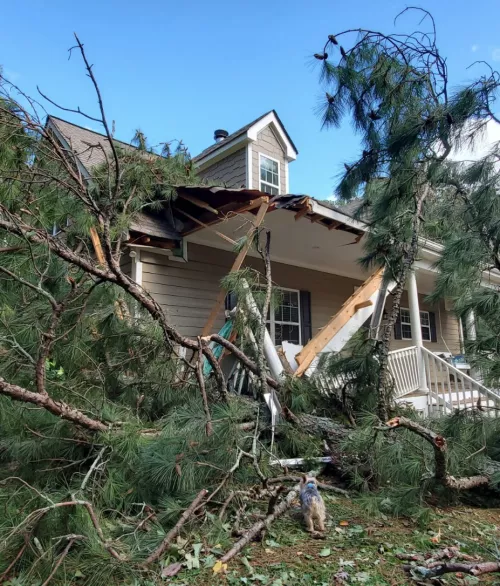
300,475,318,490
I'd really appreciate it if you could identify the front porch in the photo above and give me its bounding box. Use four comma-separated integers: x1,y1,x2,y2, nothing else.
125,186,495,414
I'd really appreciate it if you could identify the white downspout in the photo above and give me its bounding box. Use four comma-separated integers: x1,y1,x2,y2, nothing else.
407,270,428,392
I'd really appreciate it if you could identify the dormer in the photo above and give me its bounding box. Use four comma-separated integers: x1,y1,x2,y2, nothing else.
193,110,298,194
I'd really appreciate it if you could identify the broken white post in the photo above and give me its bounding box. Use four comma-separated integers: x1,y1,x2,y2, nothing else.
241,281,284,381
407,270,428,392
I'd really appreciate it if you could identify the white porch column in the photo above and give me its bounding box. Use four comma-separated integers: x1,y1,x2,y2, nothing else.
407,270,428,391
129,249,143,286
465,310,477,341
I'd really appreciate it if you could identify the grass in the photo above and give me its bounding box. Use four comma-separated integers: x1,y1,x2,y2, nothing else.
166,494,500,585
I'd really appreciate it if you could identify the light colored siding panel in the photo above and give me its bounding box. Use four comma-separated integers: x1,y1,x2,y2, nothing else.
387,292,461,354
141,244,228,337
197,147,247,188
252,126,287,192
141,242,462,353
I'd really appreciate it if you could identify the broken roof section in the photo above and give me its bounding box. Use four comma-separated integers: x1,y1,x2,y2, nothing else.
128,186,365,244
46,115,363,243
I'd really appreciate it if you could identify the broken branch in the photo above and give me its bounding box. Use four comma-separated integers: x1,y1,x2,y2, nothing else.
220,484,299,563
142,489,208,567
384,417,489,489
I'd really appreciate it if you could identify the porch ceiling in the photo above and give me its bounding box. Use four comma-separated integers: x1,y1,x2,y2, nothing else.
186,208,371,281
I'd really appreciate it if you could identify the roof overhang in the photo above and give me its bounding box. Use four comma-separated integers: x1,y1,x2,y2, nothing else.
125,184,500,290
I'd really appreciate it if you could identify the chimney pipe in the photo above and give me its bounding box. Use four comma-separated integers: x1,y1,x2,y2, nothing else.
214,129,229,143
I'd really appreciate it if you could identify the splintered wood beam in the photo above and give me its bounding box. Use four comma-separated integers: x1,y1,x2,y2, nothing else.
89,227,106,266
176,209,237,246
177,192,219,215
201,200,270,336
294,206,311,221
181,196,268,236
235,196,269,214
354,300,373,312
294,267,384,377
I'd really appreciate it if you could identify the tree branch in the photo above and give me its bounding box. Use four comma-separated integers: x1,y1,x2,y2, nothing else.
383,416,489,489
142,489,208,567
0,377,108,432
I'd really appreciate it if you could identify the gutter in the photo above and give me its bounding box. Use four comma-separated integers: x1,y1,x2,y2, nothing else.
313,198,500,288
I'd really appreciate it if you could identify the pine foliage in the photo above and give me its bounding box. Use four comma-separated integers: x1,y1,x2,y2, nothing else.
342,410,500,520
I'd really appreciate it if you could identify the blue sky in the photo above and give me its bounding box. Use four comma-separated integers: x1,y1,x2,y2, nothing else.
1,0,499,198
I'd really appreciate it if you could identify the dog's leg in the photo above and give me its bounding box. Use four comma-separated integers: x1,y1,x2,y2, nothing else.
304,513,314,533
317,516,326,532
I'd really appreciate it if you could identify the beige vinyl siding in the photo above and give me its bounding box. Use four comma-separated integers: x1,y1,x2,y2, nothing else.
140,242,462,353
387,292,461,354
140,245,229,337
197,147,247,188
252,126,287,193
140,242,362,338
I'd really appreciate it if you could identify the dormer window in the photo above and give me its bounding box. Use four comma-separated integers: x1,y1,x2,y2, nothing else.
259,154,280,196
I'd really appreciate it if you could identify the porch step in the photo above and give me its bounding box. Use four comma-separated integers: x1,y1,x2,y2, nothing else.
390,346,500,417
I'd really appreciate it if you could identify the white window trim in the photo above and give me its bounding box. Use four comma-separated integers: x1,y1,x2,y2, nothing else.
259,152,281,195
420,310,431,342
400,308,431,342
267,286,301,345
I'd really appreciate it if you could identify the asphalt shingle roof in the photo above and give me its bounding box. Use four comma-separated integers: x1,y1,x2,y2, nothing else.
48,116,135,172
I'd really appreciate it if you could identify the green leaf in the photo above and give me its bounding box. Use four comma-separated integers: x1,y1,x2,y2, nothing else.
319,547,331,557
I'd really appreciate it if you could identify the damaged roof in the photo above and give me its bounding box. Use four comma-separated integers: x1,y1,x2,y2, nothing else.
46,115,363,243
127,186,365,242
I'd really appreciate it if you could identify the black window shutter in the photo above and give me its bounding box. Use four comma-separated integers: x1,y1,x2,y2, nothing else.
394,309,402,340
225,292,238,313
429,311,437,343
300,291,312,344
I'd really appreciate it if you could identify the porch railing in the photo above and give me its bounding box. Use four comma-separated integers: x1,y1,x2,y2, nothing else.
388,346,421,398
388,346,500,416
421,347,500,416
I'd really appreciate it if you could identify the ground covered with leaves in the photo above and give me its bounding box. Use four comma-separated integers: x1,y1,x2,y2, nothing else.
163,497,500,586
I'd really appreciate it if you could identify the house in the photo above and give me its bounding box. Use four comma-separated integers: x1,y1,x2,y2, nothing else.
47,112,500,415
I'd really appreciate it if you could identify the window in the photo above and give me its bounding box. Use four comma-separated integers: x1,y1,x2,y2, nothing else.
260,154,280,196
400,308,412,340
267,288,301,345
420,310,431,341
399,308,431,341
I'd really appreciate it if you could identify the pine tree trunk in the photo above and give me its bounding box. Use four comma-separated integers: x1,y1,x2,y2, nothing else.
375,183,429,421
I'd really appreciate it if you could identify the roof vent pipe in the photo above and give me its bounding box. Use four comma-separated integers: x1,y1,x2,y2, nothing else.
214,129,229,143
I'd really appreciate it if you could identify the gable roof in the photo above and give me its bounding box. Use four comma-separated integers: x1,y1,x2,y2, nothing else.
193,109,298,165
47,116,135,173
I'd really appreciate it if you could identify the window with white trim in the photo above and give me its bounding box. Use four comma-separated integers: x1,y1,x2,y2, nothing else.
267,288,301,345
260,154,280,196
420,310,431,341
400,308,431,341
